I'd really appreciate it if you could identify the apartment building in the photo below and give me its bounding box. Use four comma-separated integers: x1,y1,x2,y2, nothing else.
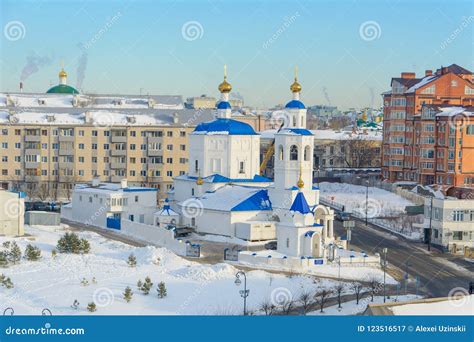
0,111,193,201
381,64,474,187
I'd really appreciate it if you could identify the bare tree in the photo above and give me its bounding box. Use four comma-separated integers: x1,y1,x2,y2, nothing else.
350,282,364,305
36,182,51,202
335,283,345,309
368,276,382,302
280,298,294,315
339,136,381,168
259,299,276,316
314,289,332,313
298,290,314,315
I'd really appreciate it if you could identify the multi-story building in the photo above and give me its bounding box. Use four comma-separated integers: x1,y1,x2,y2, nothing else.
0,111,193,201
381,64,474,187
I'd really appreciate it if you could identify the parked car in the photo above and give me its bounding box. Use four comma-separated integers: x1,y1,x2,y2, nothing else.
335,210,350,221
265,241,277,250
25,201,60,212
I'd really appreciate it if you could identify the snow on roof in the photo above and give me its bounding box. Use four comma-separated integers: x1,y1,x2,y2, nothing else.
0,110,169,126
390,295,473,315
405,75,438,93
435,106,473,117
260,129,382,141
73,183,156,195
179,185,272,212
174,173,272,184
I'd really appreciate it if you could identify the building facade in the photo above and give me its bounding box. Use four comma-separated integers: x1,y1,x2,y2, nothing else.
381,64,474,187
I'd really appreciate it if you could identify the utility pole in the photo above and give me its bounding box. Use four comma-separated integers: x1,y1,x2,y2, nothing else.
428,196,433,251
382,248,388,303
365,180,369,226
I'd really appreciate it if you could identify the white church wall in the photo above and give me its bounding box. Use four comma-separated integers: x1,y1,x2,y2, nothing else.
195,210,232,236
235,221,276,241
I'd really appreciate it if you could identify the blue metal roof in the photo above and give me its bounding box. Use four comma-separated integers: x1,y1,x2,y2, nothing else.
231,189,273,211
217,101,231,109
290,191,311,214
123,187,157,192
304,231,316,238
285,100,305,109
179,173,272,183
193,118,258,135
285,128,313,136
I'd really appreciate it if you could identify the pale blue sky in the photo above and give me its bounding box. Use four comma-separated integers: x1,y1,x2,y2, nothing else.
1,0,473,109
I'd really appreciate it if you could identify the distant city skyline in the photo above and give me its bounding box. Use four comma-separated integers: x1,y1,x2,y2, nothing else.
1,0,472,109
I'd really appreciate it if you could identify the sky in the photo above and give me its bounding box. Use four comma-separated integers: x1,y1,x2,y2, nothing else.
0,0,473,109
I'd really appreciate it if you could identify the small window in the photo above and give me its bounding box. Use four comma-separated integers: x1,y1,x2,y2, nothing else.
135,195,139,203
290,145,298,161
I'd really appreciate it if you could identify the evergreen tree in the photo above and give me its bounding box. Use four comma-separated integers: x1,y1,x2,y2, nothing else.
0,252,9,267
137,280,143,290
81,278,89,286
51,249,57,258
87,302,97,312
2,241,11,249
8,242,21,264
25,244,42,261
157,281,167,298
140,277,153,295
1,276,14,289
123,286,133,303
57,233,90,254
127,253,137,267
80,239,91,254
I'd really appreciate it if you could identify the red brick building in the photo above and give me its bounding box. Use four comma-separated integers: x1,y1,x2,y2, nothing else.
381,64,474,187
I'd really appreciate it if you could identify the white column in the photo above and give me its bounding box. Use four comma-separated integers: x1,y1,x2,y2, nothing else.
323,217,328,240
328,219,334,239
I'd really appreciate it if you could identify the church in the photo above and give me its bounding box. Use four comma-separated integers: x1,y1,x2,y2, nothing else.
170,67,341,259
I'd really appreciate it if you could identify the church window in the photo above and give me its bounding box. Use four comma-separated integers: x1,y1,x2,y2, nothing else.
304,145,311,161
301,117,304,127
290,145,298,161
278,145,284,160
195,160,199,172
191,188,195,196
239,161,245,173
292,116,296,127
286,238,290,248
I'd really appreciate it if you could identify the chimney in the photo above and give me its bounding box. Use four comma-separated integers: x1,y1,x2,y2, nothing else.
425,70,433,77
120,179,128,189
401,72,416,79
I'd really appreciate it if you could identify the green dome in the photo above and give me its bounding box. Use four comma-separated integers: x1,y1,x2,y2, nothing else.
46,84,79,94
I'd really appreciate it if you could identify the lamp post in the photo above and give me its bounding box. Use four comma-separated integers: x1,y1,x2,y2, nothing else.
382,248,388,303
235,271,249,316
364,180,369,226
427,196,433,252
343,220,355,249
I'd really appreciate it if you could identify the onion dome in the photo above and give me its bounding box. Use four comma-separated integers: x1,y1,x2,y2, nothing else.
59,68,67,78
196,176,203,185
290,66,302,93
218,65,232,93
297,166,304,189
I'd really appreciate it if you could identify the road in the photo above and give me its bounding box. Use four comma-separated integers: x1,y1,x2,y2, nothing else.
333,217,473,298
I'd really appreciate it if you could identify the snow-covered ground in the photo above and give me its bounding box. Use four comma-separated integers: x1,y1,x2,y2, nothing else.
319,182,423,240
1,225,366,316
190,233,269,247
308,294,422,316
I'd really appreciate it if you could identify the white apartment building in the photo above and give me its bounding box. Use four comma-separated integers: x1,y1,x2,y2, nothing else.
61,179,157,230
425,197,474,256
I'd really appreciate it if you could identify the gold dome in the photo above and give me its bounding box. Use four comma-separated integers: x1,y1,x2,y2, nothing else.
196,176,203,186
290,79,302,93
297,176,304,189
218,64,232,93
59,68,67,78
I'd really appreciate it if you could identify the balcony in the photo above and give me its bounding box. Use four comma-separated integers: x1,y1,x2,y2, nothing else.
24,148,41,155
147,163,163,170
110,162,127,169
147,136,162,144
147,149,162,157
111,131,127,143
111,149,127,156
25,162,40,169
24,135,41,142
58,135,75,142
59,148,74,156
58,161,74,169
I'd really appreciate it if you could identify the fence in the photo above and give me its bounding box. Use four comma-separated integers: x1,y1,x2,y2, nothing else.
224,247,241,261
121,220,200,257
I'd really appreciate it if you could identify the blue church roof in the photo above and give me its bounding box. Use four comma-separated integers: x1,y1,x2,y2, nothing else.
285,100,305,109
290,191,311,214
193,118,258,135
231,189,273,211
176,173,272,184
282,128,313,136
217,101,231,109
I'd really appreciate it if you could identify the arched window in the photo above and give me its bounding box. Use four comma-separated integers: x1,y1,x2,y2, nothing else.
278,145,284,160
304,145,311,161
292,116,296,127
301,116,304,127
290,145,298,161
195,160,199,172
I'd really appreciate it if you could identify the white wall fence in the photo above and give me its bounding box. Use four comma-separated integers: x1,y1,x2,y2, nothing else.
121,219,200,258
237,252,381,274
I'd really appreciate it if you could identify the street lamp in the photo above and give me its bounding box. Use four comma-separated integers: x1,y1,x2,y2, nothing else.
235,271,249,315
364,180,369,226
382,248,388,303
343,220,355,249
427,196,433,251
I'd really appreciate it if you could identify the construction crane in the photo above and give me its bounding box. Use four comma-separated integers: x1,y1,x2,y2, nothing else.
259,122,285,176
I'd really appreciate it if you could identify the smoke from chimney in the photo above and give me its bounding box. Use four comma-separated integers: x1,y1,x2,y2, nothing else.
20,53,53,81
76,43,88,90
